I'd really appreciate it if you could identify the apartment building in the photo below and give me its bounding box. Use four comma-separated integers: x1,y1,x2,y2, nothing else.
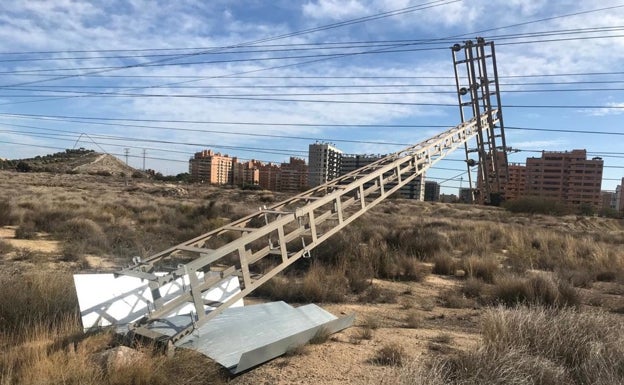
257,162,280,191
525,149,603,208
189,150,233,184
232,158,260,187
308,143,342,187
424,181,441,202
279,157,308,192
616,179,624,213
504,164,527,201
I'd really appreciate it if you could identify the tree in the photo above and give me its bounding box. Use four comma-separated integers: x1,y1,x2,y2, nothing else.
15,161,31,172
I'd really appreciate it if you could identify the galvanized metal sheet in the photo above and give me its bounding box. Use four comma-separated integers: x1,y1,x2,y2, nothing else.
171,301,354,373
73,273,242,331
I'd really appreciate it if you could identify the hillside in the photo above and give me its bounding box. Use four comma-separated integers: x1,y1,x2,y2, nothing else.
0,148,142,177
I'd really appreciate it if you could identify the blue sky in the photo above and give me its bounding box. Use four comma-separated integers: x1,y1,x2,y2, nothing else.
0,0,623,193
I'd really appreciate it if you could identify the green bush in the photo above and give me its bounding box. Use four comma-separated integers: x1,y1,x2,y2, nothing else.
503,197,569,216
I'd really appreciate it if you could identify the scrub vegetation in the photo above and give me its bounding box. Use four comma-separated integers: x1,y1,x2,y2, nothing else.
0,171,623,384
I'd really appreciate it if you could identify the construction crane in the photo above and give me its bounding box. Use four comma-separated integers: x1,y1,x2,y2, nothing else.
115,38,508,346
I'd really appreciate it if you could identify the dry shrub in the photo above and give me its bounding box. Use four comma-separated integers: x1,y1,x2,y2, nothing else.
461,277,485,299
490,275,579,308
301,264,348,302
0,201,16,225
385,226,450,260
431,255,456,275
0,239,13,254
32,208,74,233
431,333,453,344
393,307,624,385
503,197,569,216
361,315,381,330
403,311,422,329
462,256,499,283
439,289,472,309
353,327,374,341
358,285,398,304
255,264,348,303
372,343,407,366
0,272,78,338
15,221,37,239
309,327,331,345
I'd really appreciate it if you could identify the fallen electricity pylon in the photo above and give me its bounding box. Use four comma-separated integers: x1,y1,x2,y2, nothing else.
73,39,507,373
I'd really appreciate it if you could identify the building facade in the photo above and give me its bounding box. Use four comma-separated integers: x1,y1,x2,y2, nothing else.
424,181,440,202
232,158,260,187
616,178,624,213
504,164,527,201
189,150,233,184
308,143,342,187
525,149,603,209
279,157,308,192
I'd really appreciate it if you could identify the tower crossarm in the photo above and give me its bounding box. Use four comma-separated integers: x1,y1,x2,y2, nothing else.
118,111,498,344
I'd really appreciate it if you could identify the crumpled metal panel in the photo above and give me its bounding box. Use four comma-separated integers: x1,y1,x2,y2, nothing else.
172,301,354,373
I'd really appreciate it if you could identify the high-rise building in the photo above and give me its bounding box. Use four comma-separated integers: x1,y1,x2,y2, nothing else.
424,181,440,202
257,162,280,191
279,157,308,192
308,143,342,187
459,187,473,203
504,164,527,201
601,191,615,211
232,158,260,187
525,149,603,209
189,150,233,184
616,178,624,213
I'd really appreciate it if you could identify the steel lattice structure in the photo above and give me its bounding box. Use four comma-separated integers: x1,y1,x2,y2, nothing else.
115,39,506,346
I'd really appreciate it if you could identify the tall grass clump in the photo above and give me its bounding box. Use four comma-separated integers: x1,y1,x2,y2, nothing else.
0,201,16,225
0,272,78,339
392,307,624,385
490,274,579,308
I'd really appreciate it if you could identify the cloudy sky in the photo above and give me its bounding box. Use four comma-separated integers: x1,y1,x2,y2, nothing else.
0,0,623,192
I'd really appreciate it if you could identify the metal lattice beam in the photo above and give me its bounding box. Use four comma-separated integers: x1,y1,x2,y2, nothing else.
118,111,498,344
452,38,508,204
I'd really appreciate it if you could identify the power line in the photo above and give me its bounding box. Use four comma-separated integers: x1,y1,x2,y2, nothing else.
2,112,624,138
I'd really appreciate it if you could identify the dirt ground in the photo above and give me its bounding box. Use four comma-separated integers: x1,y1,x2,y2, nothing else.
233,276,481,385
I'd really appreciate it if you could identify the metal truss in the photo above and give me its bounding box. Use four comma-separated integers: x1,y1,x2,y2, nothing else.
117,111,498,345
452,38,508,204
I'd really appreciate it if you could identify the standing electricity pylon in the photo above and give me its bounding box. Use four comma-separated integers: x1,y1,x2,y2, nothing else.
452,38,508,205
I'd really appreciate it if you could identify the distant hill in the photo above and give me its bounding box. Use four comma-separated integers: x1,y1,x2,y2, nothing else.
0,149,144,177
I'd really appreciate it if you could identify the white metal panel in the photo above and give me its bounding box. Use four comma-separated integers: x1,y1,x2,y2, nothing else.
73,273,243,331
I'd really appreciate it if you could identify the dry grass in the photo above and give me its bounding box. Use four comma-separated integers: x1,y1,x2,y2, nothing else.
371,343,407,366
2,172,624,384
403,310,422,329
393,307,624,385
490,274,580,308
431,255,456,276
462,256,499,283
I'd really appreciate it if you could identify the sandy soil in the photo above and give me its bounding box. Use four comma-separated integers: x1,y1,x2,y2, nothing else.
0,226,60,254
232,276,482,385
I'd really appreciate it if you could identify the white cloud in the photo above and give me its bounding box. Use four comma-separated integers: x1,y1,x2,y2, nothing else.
302,0,369,20
586,102,624,116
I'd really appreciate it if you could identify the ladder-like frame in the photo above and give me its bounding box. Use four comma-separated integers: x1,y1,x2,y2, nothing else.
118,112,498,344
115,39,506,345
452,38,508,204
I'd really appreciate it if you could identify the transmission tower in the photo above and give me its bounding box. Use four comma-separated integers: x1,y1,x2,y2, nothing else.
452,38,509,205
